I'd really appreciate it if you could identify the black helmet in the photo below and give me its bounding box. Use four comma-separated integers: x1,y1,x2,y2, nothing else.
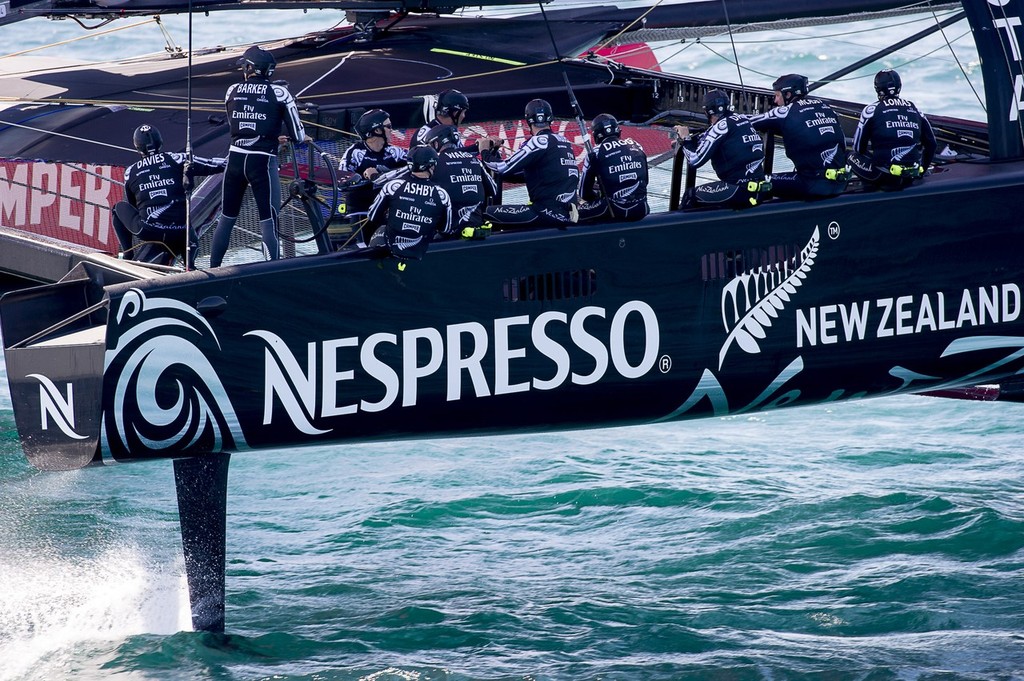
436,89,469,120
423,124,460,151
874,69,902,98
355,109,392,141
591,113,620,144
703,90,731,118
132,124,162,156
408,145,439,173
524,98,553,127
772,73,808,105
237,45,276,77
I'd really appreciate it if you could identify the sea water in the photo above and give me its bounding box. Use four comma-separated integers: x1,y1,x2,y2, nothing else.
1,6,1021,681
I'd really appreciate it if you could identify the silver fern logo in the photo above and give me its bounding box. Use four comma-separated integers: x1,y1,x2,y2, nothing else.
718,226,820,369
103,289,248,457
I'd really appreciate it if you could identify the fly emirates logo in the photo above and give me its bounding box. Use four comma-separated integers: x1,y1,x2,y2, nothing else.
245,301,660,433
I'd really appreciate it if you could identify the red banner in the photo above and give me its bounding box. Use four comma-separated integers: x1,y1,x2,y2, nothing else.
0,160,125,254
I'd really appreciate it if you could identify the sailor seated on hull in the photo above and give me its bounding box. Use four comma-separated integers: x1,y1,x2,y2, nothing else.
746,74,849,202
674,91,770,212
576,113,650,223
848,69,937,192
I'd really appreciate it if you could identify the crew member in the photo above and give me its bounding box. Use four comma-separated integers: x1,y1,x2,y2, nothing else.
114,124,225,268
423,124,497,237
412,89,501,156
849,69,937,190
673,91,767,210
483,99,579,230
366,145,452,262
339,109,408,245
747,74,848,200
576,113,649,221
209,45,308,267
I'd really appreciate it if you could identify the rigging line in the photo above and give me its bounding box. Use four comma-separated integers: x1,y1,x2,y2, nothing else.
0,19,157,61
4,169,124,207
719,0,745,94
65,162,125,187
0,97,224,114
295,51,356,98
697,42,776,82
185,0,194,271
806,19,966,92
0,119,134,153
729,9,962,44
592,0,668,55
930,5,984,113
299,60,559,101
154,15,183,55
538,2,592,153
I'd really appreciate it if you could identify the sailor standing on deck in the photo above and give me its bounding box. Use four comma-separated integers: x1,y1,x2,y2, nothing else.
672,91,767,210
747,74,849,200
209,45,309,268
483,99,579,230
849,69,937,190
114,124,225,268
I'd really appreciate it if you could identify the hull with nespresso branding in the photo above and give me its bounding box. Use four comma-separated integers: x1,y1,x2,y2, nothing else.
5,159,1023,471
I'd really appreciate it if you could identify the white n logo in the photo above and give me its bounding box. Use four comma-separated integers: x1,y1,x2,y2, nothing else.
28,374,88,440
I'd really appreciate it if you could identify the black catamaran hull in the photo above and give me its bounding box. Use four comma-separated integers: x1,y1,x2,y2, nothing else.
3,0,1024,635
5,161,1023,472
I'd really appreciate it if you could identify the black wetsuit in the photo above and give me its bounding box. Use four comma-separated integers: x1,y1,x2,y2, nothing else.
749,97,848,200
680,114,766,209
431,147,498,234
209,75,305,267
413,120,485,154
114,151,225,266
366,175,452,261
850,96,937,189
577,136,650,222
338,142,408,243
484,128,578,229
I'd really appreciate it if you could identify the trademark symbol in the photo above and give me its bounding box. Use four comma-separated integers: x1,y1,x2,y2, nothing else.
827,221,840,240
659,355,672,373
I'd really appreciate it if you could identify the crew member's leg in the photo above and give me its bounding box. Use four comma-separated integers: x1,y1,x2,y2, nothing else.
685,181,751,209
209,153,247,268
112,202,142,257
245,153,279,260
577,198,610,223
484,204,544,230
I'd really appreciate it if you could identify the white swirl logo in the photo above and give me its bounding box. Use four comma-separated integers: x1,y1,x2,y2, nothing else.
103,289,248,457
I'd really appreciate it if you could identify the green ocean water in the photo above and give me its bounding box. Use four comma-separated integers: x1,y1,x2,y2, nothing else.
3,381,1023,679
1,5,1022,680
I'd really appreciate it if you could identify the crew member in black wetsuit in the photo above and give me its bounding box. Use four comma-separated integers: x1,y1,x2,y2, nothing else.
483,99,579,230
849,69,937,190
209,45,308,268
412,89,502,155
422,124,497,237
366,146,452,263
114,124,225,268
576,113,650,222
673,91,767,210
747,74,848,200
573,114,650,221
339,109,408,245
